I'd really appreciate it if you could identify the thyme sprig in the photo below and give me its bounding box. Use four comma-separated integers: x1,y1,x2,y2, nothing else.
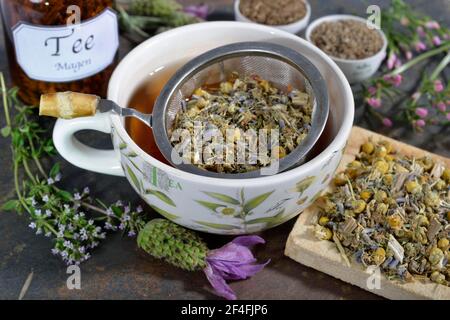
0,72,147,265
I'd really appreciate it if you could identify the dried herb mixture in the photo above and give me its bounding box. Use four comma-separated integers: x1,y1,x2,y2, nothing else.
310,20,384,60
315,140,450,286
170,73,312,173
239,0,307,26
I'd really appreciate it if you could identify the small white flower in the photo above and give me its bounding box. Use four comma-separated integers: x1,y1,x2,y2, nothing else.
42,195,49,203
36,228,42,235
116,200,123,207
61,251,68,258
83,187,90,195
88,219,94,225
90,242,98,249
73,214,79,221
123,214,131,221
63,240,72,248
81,234,88,241
119,223,125,230
51,248,59,255
47,177,55,185
45,232,52,237
74,193,81,200
54,173,62,182
124,206,130,214
31,197,37,207
73,233,79,240
29,222,36,229
79,212,85,218
106,208,114,216
79,246,85,254
57,231,64,238
58,224,66,232
128,230,136,237
34,209,42,217
45,209,52,217
136,205,143,213
84,253,91,260
99,233,106,239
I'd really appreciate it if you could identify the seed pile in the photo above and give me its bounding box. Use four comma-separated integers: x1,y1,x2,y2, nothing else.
310,20,384,60
315,139,450,286
239,0,307,26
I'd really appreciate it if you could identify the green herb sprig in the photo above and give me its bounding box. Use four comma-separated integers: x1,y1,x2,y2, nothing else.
0,72,147,265
359,0,450,130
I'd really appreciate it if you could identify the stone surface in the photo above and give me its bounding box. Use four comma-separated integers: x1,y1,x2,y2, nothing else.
0,0,448,300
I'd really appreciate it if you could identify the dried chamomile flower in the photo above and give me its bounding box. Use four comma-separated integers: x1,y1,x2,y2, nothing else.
314,138,450,287
314,225,333,240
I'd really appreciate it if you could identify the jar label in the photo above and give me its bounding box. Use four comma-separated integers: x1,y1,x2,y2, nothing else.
12,8,119,83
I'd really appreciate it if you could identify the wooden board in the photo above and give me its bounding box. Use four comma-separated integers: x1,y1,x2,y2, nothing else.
285,126,450,300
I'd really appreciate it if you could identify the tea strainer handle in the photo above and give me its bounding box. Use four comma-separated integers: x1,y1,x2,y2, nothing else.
39,91,153,128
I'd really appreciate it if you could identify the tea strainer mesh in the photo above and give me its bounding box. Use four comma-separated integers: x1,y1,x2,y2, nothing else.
151,42,329,179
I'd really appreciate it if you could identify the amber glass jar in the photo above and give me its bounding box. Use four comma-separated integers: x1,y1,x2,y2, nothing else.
0,0,119,105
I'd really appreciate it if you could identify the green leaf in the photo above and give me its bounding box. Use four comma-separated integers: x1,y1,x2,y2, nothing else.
146,189,176,207
150,205,179,220
126,165,141,193
57,190,72,202
294,176,316,193
194,221,239,230
49,163,60,178
119,142,127,150
1,126,11,137
195,200,226,212
203,192,240,205
243,190,274,213
2,199,20,211
246,209,285,226
111,205,123,217
128,159,143,174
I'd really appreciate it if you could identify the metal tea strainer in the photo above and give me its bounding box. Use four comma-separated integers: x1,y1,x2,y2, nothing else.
40,42,329,179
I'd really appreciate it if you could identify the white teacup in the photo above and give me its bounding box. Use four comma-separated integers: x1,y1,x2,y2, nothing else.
53,22,354,235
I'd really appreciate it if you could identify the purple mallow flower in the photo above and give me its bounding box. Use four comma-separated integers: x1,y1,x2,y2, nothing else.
405,51,413,60
387,52,397,70
382,118,393,127
437,102,446,112
183,4,209,20
415,107,428,118
415,119,426,127
384,74,403,87
414,41,427,52
366,97,382,108
425,21,440,30
434,80,444,93
203,235,269,300
432,36,441,46
416,26,426,37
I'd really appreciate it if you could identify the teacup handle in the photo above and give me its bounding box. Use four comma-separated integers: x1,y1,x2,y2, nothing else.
53,112,125,177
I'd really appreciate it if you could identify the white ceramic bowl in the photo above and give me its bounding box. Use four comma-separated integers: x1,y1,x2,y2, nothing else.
305,14,387,83
234,0,311,34
53,22,354,235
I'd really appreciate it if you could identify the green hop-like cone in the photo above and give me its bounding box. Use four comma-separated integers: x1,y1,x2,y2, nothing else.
137,219,208,271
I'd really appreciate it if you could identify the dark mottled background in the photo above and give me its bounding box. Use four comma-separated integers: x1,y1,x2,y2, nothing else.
0,0,449,299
